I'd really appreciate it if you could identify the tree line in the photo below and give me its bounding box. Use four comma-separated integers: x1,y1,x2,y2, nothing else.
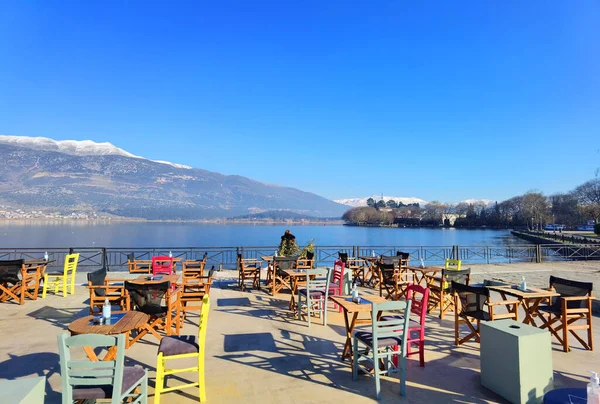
342,174,600,231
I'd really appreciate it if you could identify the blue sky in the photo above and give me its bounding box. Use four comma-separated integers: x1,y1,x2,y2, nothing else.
1,1,598,203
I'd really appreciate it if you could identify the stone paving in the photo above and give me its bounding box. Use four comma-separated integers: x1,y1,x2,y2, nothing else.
0,261,598,403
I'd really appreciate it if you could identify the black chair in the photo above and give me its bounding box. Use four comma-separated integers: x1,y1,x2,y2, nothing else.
297,251,315,270
86,266,127,314
378,262,407,300
381,255,400,267
538,276,594,352
0,259,24,304
453,282,519,345
125,281,180,344
425,268,471,319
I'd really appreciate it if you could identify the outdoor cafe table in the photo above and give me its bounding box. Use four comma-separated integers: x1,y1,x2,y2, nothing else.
68,311,149,361
330,294,388,362
283,268,310,311
485,285,560,327
134,274,179,285
409,266,443,286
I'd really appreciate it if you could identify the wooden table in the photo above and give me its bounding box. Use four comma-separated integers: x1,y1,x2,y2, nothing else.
486,285,560,326
283,269,311,311
68,311,149,361
409,266,443,286
134,274,179,284
330,294,388,362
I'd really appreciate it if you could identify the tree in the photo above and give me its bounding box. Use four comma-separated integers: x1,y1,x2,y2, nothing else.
550,193,582,226
376,199,386,209
366,197,376,207
386,200,397,209
573,174,600,223
522,191,550,230
422,201,447,226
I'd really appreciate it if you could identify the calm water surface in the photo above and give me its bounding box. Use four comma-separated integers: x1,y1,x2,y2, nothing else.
0,222,525,248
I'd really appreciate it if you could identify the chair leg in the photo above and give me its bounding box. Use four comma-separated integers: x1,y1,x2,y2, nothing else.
374,350,381,400
352,336,358,381
62,276,67,297
562,312,569,352
419,340,425,367
199,351,206,402
70,271,76,295
42,274,48,298
307,296,311,328
155,353,164,404
323,297,328,326
399,355,407,396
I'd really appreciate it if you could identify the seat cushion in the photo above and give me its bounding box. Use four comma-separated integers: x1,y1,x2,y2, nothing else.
158,335,199,356
355,331,403,348
72,366,145,400
328,282,339,289
298,288,326,298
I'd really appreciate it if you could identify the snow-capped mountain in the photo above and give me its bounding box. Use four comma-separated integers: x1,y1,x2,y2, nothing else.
0,135,192,169
459,199,494,206
335,196,428,207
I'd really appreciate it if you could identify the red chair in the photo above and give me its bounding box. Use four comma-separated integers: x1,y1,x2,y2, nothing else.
152,256,175,276
389,284,430,367
328,260,345,312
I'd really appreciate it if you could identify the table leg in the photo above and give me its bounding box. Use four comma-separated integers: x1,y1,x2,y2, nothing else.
83,346,100,362
341,312,358,362
289,278,298,312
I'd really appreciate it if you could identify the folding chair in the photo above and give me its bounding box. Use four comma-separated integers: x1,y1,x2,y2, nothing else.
237,254,261,291
0,259,25,305
426,268,471,319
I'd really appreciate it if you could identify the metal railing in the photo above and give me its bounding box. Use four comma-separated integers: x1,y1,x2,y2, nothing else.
1,243,599,272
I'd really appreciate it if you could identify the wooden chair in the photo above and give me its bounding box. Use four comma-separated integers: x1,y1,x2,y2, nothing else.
128,253,152,274
297,267,331,327
0,259,25,305
425,268,471,319
353,299,412,400
20,261,46,302
445,258,462,271
339,252,365,285
297,251,315,270
125,281,181,344
453,282,519,345
237,254,261,291
42,253,79,298
271,256,297,295
378,262,410,301
87,266,128,315
328,260,346,312
182,254,207,277
152,256,175,276
181,267,214,317
57,333,148,404
538,276,594,352
155,295,210,403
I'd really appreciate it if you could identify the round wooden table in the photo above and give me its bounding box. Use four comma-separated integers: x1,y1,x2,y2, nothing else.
68,311,149,361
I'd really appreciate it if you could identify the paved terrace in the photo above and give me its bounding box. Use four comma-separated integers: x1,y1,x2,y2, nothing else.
1,261,599,403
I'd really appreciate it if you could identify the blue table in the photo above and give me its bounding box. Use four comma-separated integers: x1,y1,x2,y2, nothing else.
543,388,586,404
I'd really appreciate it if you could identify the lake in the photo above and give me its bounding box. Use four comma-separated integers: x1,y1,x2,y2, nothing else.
0,221,525,248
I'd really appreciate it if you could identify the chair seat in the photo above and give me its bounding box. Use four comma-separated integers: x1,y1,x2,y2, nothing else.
355,331,403,348
461,310,491,321
158,335,199,356
328,282,339,289
537,304,561,315
298,288,326,298
72,366,145,400
45,272,65,276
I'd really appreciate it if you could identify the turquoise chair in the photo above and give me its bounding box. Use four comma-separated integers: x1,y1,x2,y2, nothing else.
57,333,148,404
352,299,412,400
296,267,331,327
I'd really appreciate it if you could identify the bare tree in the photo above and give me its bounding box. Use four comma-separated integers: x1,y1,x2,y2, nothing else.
572,174,600,223
522,191,550,230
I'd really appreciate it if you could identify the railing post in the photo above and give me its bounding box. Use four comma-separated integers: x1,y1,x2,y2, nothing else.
102,247,107,269
536,244,542,263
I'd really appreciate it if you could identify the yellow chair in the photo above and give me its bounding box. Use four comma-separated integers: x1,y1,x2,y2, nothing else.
443,259,462,289
155,294,210,403
42,253,79,298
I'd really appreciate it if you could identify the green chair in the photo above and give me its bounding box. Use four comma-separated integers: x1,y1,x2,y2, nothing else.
352,299,412,400
57,333,148,404
296,267,331,327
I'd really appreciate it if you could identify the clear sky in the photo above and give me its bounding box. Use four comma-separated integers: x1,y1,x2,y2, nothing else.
1,1,599,203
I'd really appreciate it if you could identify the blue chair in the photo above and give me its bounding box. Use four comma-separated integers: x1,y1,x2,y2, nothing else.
352,299,412,400
57,333,147,404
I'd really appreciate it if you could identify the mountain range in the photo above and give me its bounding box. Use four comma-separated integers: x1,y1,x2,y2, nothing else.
0,135,348,219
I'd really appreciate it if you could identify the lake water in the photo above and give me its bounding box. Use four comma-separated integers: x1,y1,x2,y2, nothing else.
0,222,525,248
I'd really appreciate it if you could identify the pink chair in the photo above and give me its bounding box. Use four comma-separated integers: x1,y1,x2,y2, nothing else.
328,260,345,312
152,256,175,276
389,283,430,367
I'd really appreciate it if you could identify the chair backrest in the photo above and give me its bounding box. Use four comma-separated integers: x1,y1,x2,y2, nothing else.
87,267,108,296
64,253,80,275
305,267,331,296
371,300,412,350
452,282,489,316
306,251,315,260
152,256,174,276
124,281,170,314
549,276,593,310
442,268,471,290
377,262,396,284
381,255,400,266
445,259,462,271
396,252,410,268
338,252,348,264
58,333,125,404
332,260,345,285
127,253,135,262
198,295,211,350
406,284,430,325
0,259,24,283
273,256,297,271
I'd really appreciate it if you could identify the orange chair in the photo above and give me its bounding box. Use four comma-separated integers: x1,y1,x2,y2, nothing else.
152,256,175,276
